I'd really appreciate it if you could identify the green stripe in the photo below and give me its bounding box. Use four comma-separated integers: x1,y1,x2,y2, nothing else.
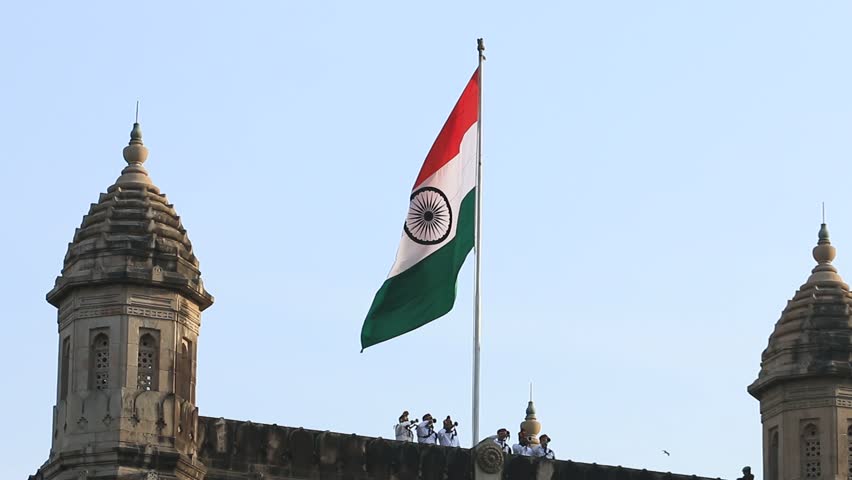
361,189,475,350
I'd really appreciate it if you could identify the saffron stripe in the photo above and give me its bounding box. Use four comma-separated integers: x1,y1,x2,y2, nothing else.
412,69,480,188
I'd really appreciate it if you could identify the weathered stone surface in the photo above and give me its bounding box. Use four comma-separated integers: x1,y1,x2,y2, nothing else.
32,123,212,480
749,224,852,480
196,417,721,480
46,123,212,311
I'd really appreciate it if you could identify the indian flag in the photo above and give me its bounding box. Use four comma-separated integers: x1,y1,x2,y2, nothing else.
361,69,480,350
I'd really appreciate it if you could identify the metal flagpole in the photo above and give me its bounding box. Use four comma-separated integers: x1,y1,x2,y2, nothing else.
472,37,485,447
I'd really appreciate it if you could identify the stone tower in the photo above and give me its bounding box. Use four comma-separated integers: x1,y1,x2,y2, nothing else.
749,223,852,480
36,123,214,480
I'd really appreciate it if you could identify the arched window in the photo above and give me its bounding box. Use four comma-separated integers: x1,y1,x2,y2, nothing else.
769,429,779,480
90,333,110,391
137,332,159,391
60,337,70,400
176,339,193,401
802,423,821,479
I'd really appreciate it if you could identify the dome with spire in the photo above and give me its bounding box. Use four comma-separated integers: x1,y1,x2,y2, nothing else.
748,223,852,398
46,122,213,310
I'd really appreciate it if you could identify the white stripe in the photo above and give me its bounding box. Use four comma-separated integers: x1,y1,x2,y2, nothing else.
387,122,478,278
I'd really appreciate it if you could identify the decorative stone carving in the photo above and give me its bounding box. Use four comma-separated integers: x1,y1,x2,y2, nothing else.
475,443,503,474
45,122,214,311
215,417,228,453
126,306,174,319
520,400,542,445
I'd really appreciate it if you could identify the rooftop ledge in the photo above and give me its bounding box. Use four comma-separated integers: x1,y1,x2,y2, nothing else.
197,416,724,480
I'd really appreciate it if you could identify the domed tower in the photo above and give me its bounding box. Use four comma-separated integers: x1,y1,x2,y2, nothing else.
37,122,214,480
749,223,852,480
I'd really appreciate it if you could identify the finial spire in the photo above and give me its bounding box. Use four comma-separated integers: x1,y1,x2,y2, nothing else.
123,116,148,165
115,109,152,186
807,221,841,283
818,223,831,247
525,384,536,418
520,386,542,444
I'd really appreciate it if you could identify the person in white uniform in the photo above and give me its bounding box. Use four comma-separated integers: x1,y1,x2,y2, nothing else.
534,434,555,459
394,411,418,442
492,428,511,454
436,416,460,447
416,413,438,444
512,429,535,456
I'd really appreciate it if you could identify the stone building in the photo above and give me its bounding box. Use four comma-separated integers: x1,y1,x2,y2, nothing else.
749,223,852,480
30,121,835,479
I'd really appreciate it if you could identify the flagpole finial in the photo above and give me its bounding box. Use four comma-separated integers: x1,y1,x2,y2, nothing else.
477,38,486,61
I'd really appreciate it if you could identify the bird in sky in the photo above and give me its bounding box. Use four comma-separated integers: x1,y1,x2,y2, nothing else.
662,450,670,456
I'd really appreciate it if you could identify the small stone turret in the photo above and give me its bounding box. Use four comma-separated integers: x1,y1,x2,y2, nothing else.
520,398,542,445
47,122,212,310
37,122,213,480
749,223,852,480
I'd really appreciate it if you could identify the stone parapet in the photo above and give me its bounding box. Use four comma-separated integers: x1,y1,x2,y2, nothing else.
197,417,723,480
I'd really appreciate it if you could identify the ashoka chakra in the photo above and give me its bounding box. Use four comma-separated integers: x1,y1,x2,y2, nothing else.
403,186,453,245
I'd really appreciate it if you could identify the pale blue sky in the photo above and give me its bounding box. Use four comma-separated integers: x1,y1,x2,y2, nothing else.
4,2,852,478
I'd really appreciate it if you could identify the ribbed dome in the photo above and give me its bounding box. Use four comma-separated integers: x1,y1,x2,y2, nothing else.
749,223,852,398
46,123,213,310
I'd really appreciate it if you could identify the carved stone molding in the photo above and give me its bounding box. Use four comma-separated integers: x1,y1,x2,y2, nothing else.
475,443,504,474
126,306,174,319
79,294,121,306
130,294,174,308
763,397,845,419
62,305,176,325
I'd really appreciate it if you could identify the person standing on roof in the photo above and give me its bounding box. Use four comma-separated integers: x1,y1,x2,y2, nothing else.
534,434,555,459
493,428,512,454
416,413,438,444
394,411,417,442
512,429,535,456
437,416,460,447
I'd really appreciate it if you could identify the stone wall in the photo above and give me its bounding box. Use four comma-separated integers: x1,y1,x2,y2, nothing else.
197,417,724,480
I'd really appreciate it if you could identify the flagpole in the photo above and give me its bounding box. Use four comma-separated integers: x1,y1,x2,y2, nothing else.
472,37,485,447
